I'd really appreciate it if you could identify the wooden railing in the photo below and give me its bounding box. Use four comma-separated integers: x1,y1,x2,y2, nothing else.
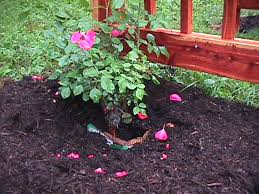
93,0,259,83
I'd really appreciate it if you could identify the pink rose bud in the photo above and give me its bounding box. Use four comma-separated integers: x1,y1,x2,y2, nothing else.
115,171,128,178
169,94,182,102
111,29,121,37
155,128,168,141
137,113,149,120
87,154,95,159
95,168,106,174
67,152,80,159
165,144,170,150
161,154,168,160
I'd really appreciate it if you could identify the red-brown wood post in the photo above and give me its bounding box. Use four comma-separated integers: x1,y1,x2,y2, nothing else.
222,0,238,40
180,0,193,34
144,0,157,15
92,0,111,21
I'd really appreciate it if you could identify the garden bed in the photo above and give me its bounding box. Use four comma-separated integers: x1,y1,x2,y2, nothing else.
0,77,258,194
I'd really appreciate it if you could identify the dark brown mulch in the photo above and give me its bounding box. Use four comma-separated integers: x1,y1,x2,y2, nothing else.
239,15,259,33
0,77,258,194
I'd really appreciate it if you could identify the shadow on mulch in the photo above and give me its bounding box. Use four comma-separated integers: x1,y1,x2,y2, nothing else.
0,77,258,194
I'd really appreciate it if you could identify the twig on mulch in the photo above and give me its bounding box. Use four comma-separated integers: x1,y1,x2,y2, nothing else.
190,179,218,194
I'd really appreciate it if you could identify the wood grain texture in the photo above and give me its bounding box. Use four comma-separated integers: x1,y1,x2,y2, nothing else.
122,29,259,83
181,0,193,34
92,0,111,21
239,0,259,9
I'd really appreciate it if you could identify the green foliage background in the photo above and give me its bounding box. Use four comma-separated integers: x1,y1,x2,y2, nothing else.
0,0,259,107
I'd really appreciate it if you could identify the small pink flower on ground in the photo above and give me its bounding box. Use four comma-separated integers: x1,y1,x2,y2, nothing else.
71,31,82,44
55,91,60,96
87,154,95,159
67,152,80,159
103,154,108,157
95,168,106,174
56,153,61,158
32,76,44,81
165,143,171,150
161,153,168,160
169,94,182,102
53,99,57,103
155,126,168,141
111,29,121,37
115,171,128,178
137,113,149,120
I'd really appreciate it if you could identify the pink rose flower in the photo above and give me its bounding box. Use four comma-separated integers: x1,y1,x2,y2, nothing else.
71,30,97,51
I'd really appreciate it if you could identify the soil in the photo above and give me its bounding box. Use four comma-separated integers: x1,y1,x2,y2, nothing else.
0,77,258,194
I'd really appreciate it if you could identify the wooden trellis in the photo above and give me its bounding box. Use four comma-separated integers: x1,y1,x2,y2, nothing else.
92,0,259,83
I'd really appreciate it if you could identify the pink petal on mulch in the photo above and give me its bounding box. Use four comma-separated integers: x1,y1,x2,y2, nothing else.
169,94,182,102
165,144,171,150
115,171,128,178
95,168,106,174
32,76,44,81
67,153,80,159
87,154,95,159
155,128,168,141
137,113,149,120
56,153,61,159
161,154,168,160
55,91,60,96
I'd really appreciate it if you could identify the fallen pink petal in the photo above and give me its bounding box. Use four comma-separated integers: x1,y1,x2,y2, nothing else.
95,168,106,174
32,76,44,81
111,29,121,37
56,153,61,158
169,94,182,102
137,113,149,120
87,154,95,159
161,153,168,160
53,99,57,103
55,91,60,96
115,171,128,178
67,153,80,159
165,143,171,150
155,128,168,141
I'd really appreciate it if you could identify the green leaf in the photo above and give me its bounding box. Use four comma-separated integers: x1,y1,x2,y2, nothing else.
137,84,145,89
133,63,144,71
100,23,112,33
18,9,30,22
58,55,69,67
159,46,170,58
122,113,132,124
89,88,102,103
126,40,135,49
112,37,121,44
118,78,127,93
128,28,135,35
139,103,146,108
101,76,115,93
56,10,70,19
61,87,71,99
147,33,155,44
127,83,136,90
83,67,99,78
56,38,66,49
133,106,141,115
127,50,138,60
111,0,124,9
136,88,145,100
55,20,64,32
138,20,149,28
43,30,55,39
73,85,84,96
122,63,131,68
82,92,90,101
48,69,61,80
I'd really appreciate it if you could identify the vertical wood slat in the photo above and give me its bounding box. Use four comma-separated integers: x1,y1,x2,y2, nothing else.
92,0,111,21
222,0,238,40
180,0,193,34
144,0,157,15
236,7,241,33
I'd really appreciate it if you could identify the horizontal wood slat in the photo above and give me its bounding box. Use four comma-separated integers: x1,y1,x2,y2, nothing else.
122,29,259,83
239,0,259,9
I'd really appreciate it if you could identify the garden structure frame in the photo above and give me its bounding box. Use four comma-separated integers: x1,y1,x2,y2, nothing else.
92,0,259,83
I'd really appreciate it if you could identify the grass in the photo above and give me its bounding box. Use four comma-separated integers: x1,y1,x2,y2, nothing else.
0,0,258,107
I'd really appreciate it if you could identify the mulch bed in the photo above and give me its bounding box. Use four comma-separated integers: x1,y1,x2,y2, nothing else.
0,77,258,194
